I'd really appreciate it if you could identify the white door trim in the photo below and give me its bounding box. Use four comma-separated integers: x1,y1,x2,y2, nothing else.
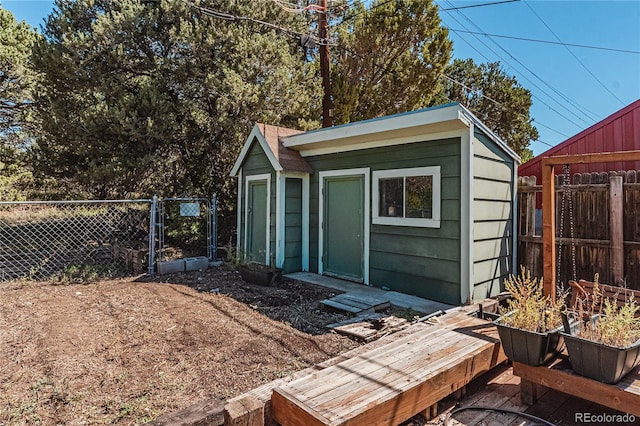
318,168,370,284
244,173,271,265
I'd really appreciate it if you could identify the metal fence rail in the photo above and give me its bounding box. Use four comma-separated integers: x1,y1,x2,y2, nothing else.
0,199,155,281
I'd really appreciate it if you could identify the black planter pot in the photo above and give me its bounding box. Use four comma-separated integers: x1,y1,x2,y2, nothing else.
239,264,282,286
494,313,566,366
561,332,640,384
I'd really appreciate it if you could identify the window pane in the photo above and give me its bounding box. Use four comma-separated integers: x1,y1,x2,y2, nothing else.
379,177,403,217
406,176,433,218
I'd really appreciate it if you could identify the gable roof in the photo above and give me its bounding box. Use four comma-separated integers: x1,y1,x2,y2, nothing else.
230,123,312,176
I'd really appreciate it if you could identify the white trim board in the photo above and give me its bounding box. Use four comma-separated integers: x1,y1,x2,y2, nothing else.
460,126,474,305
296,129,465,157
275,171,284,268
236,169,243,250
244,173,271,265
318,168,370,284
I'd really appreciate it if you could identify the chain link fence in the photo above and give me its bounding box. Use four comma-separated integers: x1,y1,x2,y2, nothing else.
0,200,155,281
0,195,218,282
157,197,217,262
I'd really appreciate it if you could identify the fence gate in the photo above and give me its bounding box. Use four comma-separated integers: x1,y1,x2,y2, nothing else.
0,199,155,281
157,197,217,263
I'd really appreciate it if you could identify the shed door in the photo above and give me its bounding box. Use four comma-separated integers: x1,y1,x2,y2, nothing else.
323,175,364,282
247,180,268,263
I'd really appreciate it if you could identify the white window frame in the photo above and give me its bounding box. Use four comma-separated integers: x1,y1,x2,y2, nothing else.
372,166,441,228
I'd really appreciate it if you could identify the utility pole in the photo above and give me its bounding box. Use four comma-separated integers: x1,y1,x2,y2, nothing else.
319,0,332,127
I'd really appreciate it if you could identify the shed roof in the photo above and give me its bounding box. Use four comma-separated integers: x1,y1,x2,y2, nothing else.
231,103,519,177
230,123,312,176
282,103,520,163
519,99,640,180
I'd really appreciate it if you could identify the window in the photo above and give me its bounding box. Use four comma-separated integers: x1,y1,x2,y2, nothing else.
372,167,441,227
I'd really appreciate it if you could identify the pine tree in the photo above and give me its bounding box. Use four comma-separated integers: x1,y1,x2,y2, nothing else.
0,7,38,200
437,58,538,160
330,0,452,124
31,0,319,234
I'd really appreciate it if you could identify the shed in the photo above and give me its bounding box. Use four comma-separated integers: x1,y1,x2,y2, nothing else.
231,103,520,305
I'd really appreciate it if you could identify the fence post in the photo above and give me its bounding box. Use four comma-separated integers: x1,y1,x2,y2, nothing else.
610,176,624,285
211,193,218,261
148,195,158,275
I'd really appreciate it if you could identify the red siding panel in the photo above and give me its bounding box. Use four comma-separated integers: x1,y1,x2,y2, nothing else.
519,99,640,182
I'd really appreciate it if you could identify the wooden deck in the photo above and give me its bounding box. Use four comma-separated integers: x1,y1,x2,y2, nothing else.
271,311,507,426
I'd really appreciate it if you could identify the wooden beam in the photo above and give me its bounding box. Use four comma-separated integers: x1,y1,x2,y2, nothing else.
147,399,225,426
520,378,544,406
610,175,624,285
513,362,640,416
541,150,640,166
224,396,264,426
542,163,556,302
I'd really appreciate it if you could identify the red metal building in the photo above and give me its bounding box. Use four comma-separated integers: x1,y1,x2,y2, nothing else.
519,99,640,181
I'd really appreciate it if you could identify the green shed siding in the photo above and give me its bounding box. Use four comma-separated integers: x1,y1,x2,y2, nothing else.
283,178,302,272
306,138,462,304
239,141,277,264
472,130,515,300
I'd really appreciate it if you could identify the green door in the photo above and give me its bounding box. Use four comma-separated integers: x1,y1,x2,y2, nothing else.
323,175,364,282
247,180,268,263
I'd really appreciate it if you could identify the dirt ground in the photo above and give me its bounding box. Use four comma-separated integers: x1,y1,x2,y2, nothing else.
0,266,361,425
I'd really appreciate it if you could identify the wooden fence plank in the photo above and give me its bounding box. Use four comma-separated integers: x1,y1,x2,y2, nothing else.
519,169,640,290
610,176,624,285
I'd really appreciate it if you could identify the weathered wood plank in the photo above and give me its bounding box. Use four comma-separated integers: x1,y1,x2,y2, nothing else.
320,293,390,314
223,396,264,426
513,361,640,416
330,316,409,341
271,315,506,426
276,316,474,400
610,175,624,285
146,398,225,426
542,162,556,301
321,338,502,425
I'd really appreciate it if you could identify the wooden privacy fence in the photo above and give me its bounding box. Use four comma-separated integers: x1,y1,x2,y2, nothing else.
518,170,640,290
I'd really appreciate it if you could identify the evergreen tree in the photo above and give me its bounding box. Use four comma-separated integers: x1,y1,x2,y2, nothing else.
0,6,38,200
31,0,319,236
330,0,452,124
438,58,538,160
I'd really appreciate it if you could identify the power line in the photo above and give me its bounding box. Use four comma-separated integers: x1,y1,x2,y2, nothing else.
269,0,326,13
441,0,598,126
524,0,626,106
180,0,327,45
448,29,640,54
334,42,566,147
440,0,520,11
181,0,565,148
334,0,395,27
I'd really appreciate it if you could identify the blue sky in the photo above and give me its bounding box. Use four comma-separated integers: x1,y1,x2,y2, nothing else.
3,0,639,157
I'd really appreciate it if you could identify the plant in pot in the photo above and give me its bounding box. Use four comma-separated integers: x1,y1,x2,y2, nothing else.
561,276,640,384
494,268,568,366
238,253,282,286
